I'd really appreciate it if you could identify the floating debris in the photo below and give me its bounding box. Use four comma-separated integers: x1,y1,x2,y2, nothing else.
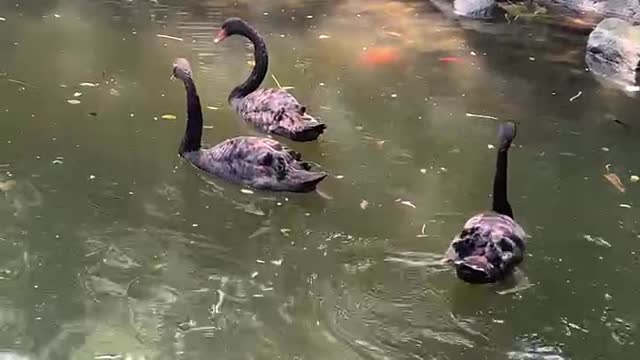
270,74,294,90
66,99,81,105
420,168,427,174
73,92,82,97
465,113,498,120
79,82,98,87
583,234,611,248
161,114,177,120
417,223,428,238
156,34,184,41
206,106,219,110
488,144,495,149
619,203,632,208
630,175,639,183
109,88,120,96
397,199,416,209
318,34,330,39
7,78,36,88
0,17,6,21
569,91,582,102
240,189,254,195
604,173,625,193
360,200,369,210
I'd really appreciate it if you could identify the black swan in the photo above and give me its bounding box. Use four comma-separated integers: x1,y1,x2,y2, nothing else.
214,17,327,142
444,122,526,283
171,58,327,192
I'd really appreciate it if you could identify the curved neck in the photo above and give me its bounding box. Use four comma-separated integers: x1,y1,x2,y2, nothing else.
179,77,203,154
492,148,513,218
229,27,268,101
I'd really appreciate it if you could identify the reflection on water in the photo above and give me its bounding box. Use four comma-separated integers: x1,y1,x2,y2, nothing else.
0,0,639,359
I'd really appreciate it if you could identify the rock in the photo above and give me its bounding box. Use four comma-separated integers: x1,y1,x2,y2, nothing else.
430,0,506,20
544,0,640,23
586,18,640,88
455,0,500,19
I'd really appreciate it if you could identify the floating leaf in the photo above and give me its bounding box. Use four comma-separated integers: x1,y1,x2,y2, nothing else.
604,173,626,193
161,114,177,120
73,92,82,97
66,99,81,105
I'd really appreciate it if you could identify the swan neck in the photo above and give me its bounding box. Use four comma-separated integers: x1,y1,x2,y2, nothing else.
179,77,203,155
229,28,268,101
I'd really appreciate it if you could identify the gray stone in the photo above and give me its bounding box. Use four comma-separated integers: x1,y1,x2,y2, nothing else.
545,0,640,22
454,0,498,19
586,18,640,87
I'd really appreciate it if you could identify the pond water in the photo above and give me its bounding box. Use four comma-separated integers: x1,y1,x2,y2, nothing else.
0,0,639,359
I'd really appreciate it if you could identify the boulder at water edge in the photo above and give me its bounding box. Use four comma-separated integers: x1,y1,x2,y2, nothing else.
454,0,502,19
586,17,640,88
545,0,640,23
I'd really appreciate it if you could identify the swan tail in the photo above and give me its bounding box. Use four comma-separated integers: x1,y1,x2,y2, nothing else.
274,108,327,142
291,171,327,192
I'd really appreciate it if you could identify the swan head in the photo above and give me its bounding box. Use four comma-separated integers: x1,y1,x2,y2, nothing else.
215,17,252,43
172,58,192,81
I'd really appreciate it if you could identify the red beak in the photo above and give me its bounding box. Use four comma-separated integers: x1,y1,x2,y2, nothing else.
214,29,227,43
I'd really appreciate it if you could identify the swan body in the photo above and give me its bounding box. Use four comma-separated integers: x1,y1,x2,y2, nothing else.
172,58,326,192
445,122,526,283
215,17,326,142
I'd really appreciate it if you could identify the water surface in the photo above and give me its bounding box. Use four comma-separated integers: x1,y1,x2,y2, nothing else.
0,0,638,359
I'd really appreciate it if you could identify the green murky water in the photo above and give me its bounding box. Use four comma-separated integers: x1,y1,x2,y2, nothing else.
0,0,638,359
